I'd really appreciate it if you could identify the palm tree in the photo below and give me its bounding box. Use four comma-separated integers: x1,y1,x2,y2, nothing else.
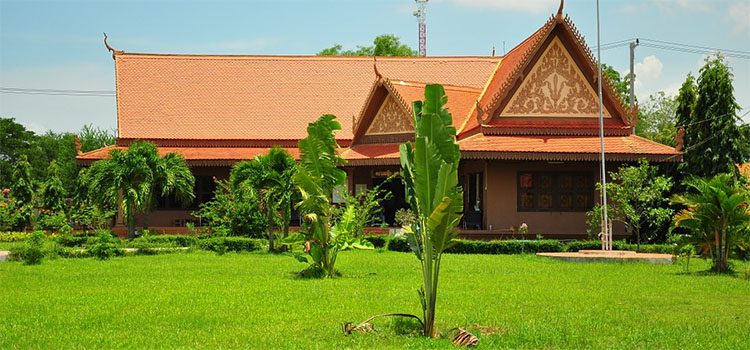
88,141,195,239
672,174,750,273
231,147,296,251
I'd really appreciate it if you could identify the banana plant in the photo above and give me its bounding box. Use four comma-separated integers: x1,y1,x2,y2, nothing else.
399,84,463,337
288,114,372,277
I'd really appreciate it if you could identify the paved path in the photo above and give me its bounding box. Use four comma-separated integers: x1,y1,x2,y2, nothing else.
0,251,9,262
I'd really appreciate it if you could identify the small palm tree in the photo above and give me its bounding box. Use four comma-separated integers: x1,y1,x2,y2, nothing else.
672,174,750,273
232,147,296,251
88,141,195,238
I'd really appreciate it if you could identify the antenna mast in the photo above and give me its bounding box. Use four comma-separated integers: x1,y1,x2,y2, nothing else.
413,0,428,56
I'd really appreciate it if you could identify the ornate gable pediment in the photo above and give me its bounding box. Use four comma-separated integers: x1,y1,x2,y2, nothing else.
365,94,414,135
501,37,611,118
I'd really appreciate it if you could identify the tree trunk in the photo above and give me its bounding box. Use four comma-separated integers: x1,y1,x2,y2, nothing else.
126,202,136,240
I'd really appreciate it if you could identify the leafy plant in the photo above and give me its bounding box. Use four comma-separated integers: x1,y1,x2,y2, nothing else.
87,230,121,260
13,230,47,265
231,147,297,251
671,174,750,273
399,84,464,337
194,179,267,237
587,160,673,247
87,141,195,239
337,180,393,237
40,160,66,212
287,114,372,277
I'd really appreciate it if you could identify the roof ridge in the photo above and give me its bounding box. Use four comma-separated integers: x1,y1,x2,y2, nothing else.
389,79,482,92
117,52,502,61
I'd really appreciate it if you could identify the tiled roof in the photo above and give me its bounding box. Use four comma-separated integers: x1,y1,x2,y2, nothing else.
115,54,499,140
458,134,681,161
76,145,300,165
387,80,482,131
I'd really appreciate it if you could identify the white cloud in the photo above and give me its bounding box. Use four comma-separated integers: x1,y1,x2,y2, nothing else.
449,0,558,13
631,55,664,100
728,1,750,34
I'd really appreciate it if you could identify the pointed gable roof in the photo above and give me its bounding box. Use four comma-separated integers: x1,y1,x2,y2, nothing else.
352,77,481,144
461,11,635,137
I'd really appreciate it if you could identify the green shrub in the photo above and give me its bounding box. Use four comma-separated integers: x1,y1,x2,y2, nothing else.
0,231,31,242
54,233,89,247
364,235,388,248
444,239,564,255
136,234,198,247
197,236,264,253
87,230,121,260
11,231,47,265
387,237,411,252
35,211,68,231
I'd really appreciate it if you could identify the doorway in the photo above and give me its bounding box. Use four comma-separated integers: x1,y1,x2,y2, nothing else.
372,176,408,226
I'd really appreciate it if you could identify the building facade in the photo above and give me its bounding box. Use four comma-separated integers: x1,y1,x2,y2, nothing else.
78,10,680,238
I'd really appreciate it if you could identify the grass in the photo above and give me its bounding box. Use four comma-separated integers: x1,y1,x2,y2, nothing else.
1,251,749,349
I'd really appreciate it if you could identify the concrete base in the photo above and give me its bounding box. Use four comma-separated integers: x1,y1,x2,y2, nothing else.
537,250,674,264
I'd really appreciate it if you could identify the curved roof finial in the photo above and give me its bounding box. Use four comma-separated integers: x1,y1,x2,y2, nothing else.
373,57,382,80
103,32,123,59
557,0,564,18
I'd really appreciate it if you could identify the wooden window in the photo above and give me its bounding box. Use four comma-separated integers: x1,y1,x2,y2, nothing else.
517,172,593,212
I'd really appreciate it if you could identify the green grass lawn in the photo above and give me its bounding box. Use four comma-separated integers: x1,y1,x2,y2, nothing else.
1,251,749,349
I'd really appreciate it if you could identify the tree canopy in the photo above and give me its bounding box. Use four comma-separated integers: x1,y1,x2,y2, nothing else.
678,55,747,178
317,34,416,57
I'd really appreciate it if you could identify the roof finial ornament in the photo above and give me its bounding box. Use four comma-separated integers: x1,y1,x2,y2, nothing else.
103,32,123,59
373,57,382,80
557,0,564,18
475,100,487,123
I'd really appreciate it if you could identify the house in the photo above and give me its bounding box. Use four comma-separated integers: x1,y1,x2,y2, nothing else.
77,8,680,239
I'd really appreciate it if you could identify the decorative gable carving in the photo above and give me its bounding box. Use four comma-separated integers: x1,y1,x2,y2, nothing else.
365,95,413,135
501,37,611,118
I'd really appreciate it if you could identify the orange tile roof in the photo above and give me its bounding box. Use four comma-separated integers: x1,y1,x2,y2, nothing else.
76,145,300,165
387,80,481,130
115,54,499,141
458,134,681,161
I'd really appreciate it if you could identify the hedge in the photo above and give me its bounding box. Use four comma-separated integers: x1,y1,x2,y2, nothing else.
196,237,266,253
0,232,32,243
379,237,676,256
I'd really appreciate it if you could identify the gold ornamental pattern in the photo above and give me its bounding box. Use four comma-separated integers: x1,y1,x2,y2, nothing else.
366,95,414,135
503,38,607,117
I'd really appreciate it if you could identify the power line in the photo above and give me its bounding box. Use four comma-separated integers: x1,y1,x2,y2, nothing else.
0,87,115,97
640,38,750,55
594,38,750,59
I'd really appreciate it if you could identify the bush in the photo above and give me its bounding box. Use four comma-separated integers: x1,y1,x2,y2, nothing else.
87,230,121,260
128,234,198,248
194,180,268,238
54,233,89,247
0,231,31,242
364,235,388,248
11,231,47,265
36,211,69,231
197,236,265,253
385,238,674,255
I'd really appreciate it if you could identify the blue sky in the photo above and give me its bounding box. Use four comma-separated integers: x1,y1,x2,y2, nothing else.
1,0,748,133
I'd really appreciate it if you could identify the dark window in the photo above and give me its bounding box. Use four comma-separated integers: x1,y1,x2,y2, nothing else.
156,176,216,210
517,172,593,212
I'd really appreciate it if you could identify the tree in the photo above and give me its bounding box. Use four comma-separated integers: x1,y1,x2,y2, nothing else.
78,124,115,153
602,64,630,103
11,155,35,205
231,147,296,250
317,34,416,57
636,92,678,146
587,160,673,247
679,55,747,178
0,118,37,188
88,141,194,238
399,84,463,337
672,174,750,273
40,160,66,212
143,148,196,229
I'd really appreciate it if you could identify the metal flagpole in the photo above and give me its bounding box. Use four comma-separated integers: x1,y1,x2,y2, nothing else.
596,0,610,250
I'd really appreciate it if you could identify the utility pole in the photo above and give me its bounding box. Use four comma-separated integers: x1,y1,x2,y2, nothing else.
595,0,610,251
414,0,428,57
629,38,640,110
